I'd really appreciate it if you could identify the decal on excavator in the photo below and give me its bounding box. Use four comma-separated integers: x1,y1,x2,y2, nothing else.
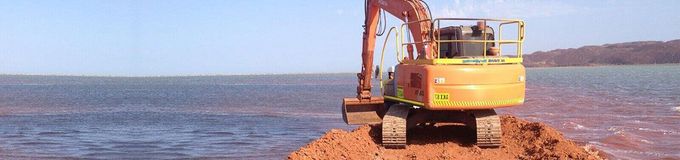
396,87,404,98
409,73,422,89
462,58,507,64
434,93,450,102
434,77,445,84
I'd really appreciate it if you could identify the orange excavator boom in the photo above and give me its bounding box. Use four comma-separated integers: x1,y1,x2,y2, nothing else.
344,0,436,124
357,0,435,100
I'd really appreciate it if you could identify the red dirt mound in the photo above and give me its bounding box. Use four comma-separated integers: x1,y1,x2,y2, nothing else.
289,115,606,160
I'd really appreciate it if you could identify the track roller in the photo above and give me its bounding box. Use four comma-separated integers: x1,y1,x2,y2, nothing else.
381,104,410,148
472,109,502,147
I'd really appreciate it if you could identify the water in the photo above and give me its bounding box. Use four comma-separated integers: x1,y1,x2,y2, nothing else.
499,64,680,159
1,65,680,159
0,74,355,159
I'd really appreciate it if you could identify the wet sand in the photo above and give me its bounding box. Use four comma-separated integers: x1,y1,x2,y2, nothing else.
289,115,607,160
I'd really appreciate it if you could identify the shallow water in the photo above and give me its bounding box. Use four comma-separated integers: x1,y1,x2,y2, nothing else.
500,64,680,159
0,74,355,159
1,65,679,159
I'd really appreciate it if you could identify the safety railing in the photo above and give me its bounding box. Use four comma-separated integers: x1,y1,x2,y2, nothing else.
398,18,525,65
397,19,433,61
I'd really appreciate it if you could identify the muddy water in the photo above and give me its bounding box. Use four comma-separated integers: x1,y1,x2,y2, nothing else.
500,64,680,159
0,65,679,159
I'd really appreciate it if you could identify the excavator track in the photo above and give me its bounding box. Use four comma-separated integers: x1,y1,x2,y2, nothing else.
382,104,410,148
473,109,502,147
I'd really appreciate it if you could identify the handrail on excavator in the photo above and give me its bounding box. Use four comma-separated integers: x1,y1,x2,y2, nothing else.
432,18,525,60
398,19,433,60
377,27,399,93
397,18,525,64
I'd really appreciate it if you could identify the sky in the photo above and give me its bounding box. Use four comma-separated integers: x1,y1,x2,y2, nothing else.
1,0,679,76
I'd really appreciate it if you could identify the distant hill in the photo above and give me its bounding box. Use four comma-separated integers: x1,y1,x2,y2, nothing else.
523,39,680,67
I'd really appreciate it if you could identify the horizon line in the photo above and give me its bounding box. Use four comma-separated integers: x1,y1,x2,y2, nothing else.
0,72,358,78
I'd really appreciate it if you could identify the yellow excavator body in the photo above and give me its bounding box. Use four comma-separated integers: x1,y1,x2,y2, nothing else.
386,62,525,110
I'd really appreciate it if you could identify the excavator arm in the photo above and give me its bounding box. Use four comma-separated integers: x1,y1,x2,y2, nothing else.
357,0,435,99
344,0,436,125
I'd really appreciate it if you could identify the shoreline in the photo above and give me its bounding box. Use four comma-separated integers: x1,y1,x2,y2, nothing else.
525,63,680,69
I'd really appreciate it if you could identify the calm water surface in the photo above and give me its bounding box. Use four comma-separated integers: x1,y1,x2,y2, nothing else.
1,65,679,159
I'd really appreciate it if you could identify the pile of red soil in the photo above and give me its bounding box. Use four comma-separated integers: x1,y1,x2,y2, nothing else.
289,115,606,160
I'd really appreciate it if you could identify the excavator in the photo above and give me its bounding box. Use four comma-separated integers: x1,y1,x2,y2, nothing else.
342,0,526,148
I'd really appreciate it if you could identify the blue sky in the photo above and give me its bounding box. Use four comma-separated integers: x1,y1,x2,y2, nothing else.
1,0,679,76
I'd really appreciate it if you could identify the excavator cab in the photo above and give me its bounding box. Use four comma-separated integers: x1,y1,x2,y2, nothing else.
438,24,496,58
